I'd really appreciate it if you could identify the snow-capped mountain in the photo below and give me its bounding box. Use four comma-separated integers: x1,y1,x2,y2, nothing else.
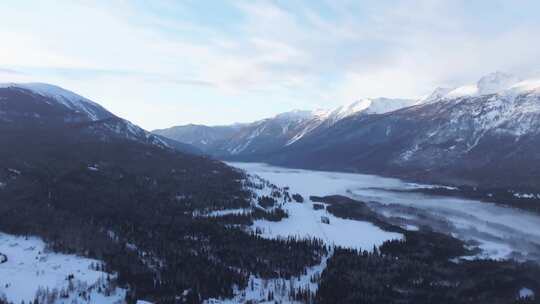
154,97,417,157
422,71,524,101
157,72,540,189
0,83,113,121
0,83,200,154
263,73,540,189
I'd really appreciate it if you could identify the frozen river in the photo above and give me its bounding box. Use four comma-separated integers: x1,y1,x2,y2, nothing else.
229,162,540,261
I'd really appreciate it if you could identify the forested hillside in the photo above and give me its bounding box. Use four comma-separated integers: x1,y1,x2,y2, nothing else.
0,85,326,303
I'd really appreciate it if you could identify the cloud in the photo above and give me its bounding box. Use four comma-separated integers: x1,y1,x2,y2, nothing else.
0,68,23,75
0,67,31,83
1,0,539,129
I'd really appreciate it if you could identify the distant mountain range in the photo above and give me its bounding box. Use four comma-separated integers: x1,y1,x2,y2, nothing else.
153,97,418,157
154,72,540,190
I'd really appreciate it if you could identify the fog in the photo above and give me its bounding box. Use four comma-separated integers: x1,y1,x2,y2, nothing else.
229,162,540,261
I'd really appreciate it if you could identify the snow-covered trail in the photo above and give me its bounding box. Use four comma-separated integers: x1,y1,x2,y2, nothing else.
229,162,540,261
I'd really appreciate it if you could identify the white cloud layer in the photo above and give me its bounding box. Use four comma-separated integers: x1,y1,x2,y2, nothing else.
0,0,539,129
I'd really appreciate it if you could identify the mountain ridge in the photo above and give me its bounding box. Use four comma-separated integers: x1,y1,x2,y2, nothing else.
155,72,540,190
153,97,418,156
0,83,202,155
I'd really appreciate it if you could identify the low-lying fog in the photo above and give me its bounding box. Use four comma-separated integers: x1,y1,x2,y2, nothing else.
229,162,540,261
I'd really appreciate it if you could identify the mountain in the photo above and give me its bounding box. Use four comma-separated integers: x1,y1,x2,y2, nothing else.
265,73,540,189
157,72,540,191
153,123,242,153
0,82,113,123
0,83,201,154
154,97,417,158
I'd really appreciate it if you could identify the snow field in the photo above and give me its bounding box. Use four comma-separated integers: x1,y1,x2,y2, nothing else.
0,233,125,304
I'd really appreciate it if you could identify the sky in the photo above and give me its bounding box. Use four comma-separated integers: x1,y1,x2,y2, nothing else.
1,0,540,130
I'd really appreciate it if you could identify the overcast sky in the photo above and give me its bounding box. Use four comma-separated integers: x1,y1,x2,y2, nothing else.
1,0,539,130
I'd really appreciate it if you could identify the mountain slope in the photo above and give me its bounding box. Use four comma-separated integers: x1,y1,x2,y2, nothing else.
153,123,241,153
0,83,201,155
0,83,113,121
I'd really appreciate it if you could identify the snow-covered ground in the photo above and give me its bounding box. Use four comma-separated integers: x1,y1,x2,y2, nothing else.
241,170,402,250
229,162,540,261
0,233,125,304
251,200,401,249
519,287,535,300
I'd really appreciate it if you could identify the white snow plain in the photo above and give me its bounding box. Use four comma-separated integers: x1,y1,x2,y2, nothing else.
229,162,540,261
251,200,401,250
236,165,402,250
0,232,125,304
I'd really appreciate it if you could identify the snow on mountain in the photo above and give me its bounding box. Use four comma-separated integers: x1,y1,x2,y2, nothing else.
438,75,540,131
476,71,521,95
273,109,315,121
427,72,531,101
396,74,540,161
240,97,417,149
319,99,371,124
506,78,540,96
155,71,540,165
0,83,112,121
362,97,418,114
0,82,201,154
154,96,419,155
222,109,330,154
316,98,417,124
257,72,540,189
421,87,455,103
283,98,416,146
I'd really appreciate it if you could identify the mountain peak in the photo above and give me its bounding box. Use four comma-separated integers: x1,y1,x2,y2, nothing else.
273,109,315,121
421,87,454,103
476,71,521,95
362,97,418,114
0,82,112,121
431,72,535,101
316,97,416,124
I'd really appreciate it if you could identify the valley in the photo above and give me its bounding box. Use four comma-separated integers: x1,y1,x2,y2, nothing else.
1,82,539,303
2,2,540,303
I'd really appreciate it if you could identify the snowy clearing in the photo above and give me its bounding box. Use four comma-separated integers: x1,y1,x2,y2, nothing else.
519,287,535,300
243,171,402,250
0,232,125,304
251,200,401,250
